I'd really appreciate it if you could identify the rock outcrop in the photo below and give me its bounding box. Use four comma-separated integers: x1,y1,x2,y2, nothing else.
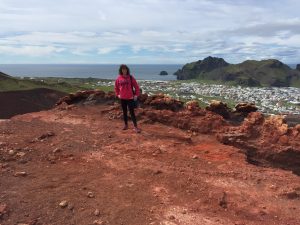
55,90,300,174
174,56,229,80
234,102,258,114
107,90,300,174
218,112,300,175
58,90,271,126
143,93,184,112
185,100,200,111
56,90,115,106
206,100,231,119
159,71,168,75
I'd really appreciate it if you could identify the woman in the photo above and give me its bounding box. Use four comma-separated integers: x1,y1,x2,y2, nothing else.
114,64,141,133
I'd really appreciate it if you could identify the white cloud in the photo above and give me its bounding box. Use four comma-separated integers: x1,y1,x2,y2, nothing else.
0,45,65,56
0,0,300,63
97,47,118,54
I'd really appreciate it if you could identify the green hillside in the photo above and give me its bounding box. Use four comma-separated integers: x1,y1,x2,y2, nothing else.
175,57,300,87
0,72,109,93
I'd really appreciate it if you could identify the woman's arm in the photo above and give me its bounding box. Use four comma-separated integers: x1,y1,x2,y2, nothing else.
114,79,120,97
132,76,140,96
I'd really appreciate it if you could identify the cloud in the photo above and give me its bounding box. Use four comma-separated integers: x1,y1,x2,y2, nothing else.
0,45,65,56
97,47,118,54
0,0,300,63
227,19,300,37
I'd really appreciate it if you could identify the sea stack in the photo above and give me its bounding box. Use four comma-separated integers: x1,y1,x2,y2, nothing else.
159,71,168,75
296,64,300,71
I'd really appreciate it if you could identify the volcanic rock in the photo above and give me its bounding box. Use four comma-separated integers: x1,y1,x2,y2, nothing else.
59,200,68,208
218,112,300,175
159,71,168,75
144,93,184,112
14,171,27,177
185,100,200,111
0,203,8,218
206,100,231,119
234,102,258,114
94,209,100,216
1,91,300,225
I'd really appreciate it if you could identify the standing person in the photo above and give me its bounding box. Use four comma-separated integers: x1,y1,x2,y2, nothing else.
115,64,141,133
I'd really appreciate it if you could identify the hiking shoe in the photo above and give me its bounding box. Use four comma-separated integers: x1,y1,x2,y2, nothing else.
134,127,141,133
122,125,128,130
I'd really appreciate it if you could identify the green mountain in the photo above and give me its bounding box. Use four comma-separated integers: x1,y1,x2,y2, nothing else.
175,57,300,87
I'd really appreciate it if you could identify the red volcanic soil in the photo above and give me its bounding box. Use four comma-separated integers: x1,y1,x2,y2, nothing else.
0,88,66,119
0,95,300,225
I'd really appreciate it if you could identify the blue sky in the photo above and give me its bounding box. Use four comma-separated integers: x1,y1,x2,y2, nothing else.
0,0,300,64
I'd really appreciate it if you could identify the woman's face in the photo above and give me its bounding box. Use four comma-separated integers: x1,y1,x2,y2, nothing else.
122,68,128,75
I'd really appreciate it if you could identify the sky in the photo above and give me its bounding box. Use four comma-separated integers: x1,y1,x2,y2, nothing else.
0,0,300,64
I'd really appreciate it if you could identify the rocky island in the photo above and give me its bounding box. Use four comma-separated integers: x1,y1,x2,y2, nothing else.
159,70,168,75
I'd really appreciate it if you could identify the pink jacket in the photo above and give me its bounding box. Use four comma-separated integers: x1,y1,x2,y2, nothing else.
114,74,140,100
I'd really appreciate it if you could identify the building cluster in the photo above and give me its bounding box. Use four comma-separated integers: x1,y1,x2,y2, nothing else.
96,80,300,115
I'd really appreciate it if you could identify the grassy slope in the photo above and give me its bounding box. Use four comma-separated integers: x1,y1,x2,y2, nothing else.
185,59,300,87
0,74,114,93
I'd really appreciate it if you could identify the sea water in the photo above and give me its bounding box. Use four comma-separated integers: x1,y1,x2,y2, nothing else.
0,64,182,81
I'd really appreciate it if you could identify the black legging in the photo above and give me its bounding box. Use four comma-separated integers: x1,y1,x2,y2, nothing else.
121,99,137,127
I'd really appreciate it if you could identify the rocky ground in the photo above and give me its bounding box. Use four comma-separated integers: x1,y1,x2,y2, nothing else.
0,91,300,225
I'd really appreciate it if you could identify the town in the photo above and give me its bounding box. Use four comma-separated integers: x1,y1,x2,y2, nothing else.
96,80,300,115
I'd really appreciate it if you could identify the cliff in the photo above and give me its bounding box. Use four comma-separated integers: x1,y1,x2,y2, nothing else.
175,56,229,80
0,71,12,80
175,57,300,87
0,90,299,225
0,88,67,119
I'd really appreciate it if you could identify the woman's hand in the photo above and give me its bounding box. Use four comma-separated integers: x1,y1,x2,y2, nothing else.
134,95,138,101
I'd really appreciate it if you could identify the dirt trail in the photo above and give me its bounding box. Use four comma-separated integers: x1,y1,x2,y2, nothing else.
0,105,300,225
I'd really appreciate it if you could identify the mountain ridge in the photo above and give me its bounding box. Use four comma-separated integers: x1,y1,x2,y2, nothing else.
175,57,300,87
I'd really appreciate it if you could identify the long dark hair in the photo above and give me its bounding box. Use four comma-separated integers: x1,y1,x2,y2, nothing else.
119,64,130,75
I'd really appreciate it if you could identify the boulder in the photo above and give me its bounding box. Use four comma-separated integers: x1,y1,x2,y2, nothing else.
138,93,148,103
185,100,200,111
235,102,258,114
206,100,231,119
144,93,184,112
56,90,116,106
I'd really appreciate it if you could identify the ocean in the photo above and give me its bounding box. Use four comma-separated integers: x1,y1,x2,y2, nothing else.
0,64,297,81
0,64,182,81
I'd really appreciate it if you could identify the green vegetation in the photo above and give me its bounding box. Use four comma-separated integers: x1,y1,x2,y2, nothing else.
175,57,300,87
0,73,114,93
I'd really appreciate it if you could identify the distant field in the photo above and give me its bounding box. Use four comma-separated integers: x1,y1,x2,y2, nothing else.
0,76,114,93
